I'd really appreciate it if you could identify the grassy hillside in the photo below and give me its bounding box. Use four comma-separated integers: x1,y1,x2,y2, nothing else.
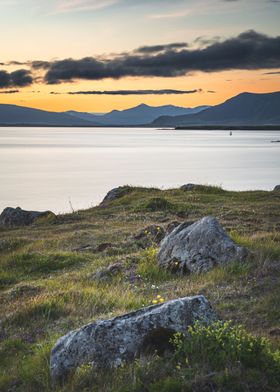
0,186,280,391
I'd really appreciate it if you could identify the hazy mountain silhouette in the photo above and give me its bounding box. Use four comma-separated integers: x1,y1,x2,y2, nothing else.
1,92,279,127
152,92,280,127
66,104,209,125
0,104,96,126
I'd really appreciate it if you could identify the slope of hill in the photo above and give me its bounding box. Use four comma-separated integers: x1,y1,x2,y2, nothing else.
152,92,280,127
0,104,96,126
66,104,210,125
0,185,280,391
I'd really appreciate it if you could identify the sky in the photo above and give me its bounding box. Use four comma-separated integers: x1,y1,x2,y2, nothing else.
0,0,280,112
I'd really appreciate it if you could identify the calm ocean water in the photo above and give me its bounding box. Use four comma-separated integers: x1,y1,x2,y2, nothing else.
0,127,279,213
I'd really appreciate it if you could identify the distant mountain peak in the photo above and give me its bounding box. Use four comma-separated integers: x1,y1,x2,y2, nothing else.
152,91,280,127
65,103,210,125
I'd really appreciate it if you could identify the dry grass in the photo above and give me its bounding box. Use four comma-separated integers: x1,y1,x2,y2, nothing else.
0,185,280,391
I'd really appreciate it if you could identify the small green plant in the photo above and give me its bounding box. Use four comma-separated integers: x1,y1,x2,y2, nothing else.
173,321,280,379
141,197,174,212
137,247,173,283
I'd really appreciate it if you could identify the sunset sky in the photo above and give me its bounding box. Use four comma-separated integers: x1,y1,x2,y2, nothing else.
0,0,280,112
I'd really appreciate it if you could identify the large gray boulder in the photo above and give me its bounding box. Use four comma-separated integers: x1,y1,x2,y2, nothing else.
50,295,216,382
158,216,247,274
0,207,56,227
274,185,280,191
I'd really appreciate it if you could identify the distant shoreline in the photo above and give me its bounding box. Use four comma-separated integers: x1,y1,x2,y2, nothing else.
0,124,280,130
175,125,280,131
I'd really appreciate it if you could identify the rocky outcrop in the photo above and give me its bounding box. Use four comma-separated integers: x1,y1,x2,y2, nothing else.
0,207,56,227
158,216,248,274
50,295,217,382
274,185,280,191
180,183,198,191
100,186,132,205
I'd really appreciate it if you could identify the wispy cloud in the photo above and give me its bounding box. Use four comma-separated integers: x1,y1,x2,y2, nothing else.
0,89,19,94
54,0,121,14
263,70,280,74
66,89,202,95
149,9,189,19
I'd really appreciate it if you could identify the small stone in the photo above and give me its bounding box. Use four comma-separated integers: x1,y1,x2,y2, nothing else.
95,243,114,252
91,262,123,282
180,183,197,191
269,328,280,336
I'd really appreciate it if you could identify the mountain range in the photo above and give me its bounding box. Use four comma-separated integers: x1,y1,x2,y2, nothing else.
66,104,209,125
0,104,94,126
152,92,280,127
0,91,279,127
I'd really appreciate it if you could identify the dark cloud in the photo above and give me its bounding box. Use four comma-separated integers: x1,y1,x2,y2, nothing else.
263,70,280,74
31,60,51,70
0,69,33,88
194,35,221,46
8,61,28,66
135,43,188,53
66,89,201,95
39,30,280,84
207,90,216,93
0,89,20,94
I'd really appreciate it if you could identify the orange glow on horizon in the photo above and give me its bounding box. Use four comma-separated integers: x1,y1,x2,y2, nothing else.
1,70,279,112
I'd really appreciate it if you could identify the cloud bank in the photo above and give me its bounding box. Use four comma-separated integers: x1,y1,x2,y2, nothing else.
1,30,279,89
66,89,201,95
0,70,33,88
39,30,280,84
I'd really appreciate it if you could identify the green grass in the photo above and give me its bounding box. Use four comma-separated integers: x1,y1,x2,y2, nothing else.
0,185,280,391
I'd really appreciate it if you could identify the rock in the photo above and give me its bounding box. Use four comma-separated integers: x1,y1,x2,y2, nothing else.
273,185,280,191
95,243,114,252
91,262,123,282
135,225,165,248
50,295,217,382
100,186,132,205
269,328,280,337
180,183,197,191
165,221,184,234
73,244,94,252
0,207,56,227
158,216,248,274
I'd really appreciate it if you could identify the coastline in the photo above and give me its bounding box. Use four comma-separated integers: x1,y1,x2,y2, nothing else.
0,123,280,130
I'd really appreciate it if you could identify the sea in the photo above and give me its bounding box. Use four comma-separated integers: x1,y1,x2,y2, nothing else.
0,127,279,213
